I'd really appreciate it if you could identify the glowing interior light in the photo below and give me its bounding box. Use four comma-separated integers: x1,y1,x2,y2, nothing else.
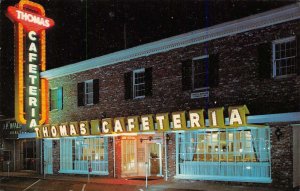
8,0,54,128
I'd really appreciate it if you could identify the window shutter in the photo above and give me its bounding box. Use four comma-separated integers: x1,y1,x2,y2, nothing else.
49,89,53,111
93,79,99,104
145,67,153,96
58,87,63,110
77,82,84,106
208,53,219,87
124,71,133,99
257,42,272,79
182,59,192,91
297,34,300,75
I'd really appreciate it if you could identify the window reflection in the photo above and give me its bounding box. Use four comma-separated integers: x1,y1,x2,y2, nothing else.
179,128,270,162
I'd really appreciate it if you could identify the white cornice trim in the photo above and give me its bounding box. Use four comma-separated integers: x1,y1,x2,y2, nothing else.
41,3,300,79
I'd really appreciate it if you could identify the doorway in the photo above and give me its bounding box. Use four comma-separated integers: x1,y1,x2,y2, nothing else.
121,134,163,177
22,140,37,171
147,142,162,176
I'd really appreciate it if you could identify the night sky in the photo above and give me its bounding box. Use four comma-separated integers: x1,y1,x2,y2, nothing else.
0,0,296,117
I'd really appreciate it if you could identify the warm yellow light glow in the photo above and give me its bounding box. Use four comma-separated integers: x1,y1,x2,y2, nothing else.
40,31,46,71
19,0,45,16
39,78,49,125
14,0,49,126
15,23,26,125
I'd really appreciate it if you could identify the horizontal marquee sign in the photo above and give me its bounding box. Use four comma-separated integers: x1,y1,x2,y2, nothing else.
35,105,252,138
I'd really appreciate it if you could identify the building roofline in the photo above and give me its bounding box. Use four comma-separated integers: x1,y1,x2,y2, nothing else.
41,3,300,79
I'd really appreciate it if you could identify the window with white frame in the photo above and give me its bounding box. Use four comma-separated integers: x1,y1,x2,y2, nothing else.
273,36,297,77
121,139,137,174
133,68,145,98
192,56,209,90
60,137,108,175
176,128,271,182
124,68,152,100
50,87,63,111
85,80,94,105
77,79,99,106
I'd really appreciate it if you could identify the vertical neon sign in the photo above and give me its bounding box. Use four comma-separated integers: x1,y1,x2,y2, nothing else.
6,0,54,129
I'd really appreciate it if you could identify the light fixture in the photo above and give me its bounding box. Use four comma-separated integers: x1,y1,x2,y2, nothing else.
275,127,283,141
166,134,170,143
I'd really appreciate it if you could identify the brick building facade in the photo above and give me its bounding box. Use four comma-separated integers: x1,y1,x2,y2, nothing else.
13,3,300,191
38,4,300,189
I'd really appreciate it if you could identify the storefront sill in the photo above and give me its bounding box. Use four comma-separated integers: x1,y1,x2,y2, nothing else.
174,175,272,183
59,170,109,176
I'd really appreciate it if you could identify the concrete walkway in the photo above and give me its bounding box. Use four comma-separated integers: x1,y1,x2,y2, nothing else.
0,171,292,191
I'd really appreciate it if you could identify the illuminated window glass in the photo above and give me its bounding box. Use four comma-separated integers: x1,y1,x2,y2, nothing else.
176,128,271,182
273,36,297,77
121,139,137,173
50,87,63,111
60,137,108,175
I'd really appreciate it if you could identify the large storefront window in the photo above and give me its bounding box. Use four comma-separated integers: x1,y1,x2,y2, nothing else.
60,137,108,175
122,139,137,174
176,127,271,182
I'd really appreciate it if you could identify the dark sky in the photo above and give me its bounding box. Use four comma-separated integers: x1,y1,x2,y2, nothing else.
0,0,296,117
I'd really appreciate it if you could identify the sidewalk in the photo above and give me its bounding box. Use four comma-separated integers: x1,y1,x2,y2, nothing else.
0,171,290,191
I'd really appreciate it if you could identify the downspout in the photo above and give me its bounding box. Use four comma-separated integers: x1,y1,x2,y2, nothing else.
113,136,116,178
204,0,210,111
40,139,43,175
164,132,168,181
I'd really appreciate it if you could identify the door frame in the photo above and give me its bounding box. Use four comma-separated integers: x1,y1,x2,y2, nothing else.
145,141,163,176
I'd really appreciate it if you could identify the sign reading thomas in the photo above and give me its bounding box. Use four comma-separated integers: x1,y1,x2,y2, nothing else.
35,105,253,138
6,0,54,129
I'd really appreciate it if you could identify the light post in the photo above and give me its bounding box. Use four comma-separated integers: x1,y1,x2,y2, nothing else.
88,159,92,183
6,161,10,177
145,161,148,189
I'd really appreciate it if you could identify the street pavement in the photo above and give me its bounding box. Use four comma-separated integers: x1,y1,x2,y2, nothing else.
0,171,293,191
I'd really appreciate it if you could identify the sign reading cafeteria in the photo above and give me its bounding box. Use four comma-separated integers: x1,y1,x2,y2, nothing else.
6,0,55,128
35,105,252,138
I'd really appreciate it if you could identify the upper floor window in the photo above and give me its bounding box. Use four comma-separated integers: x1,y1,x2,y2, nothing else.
85,80,94,105
272,36,297,77
192,56,209,90
182,54,219,91
50,87,63,111
77,79,99,106
133,68,146,98
124,67,152,99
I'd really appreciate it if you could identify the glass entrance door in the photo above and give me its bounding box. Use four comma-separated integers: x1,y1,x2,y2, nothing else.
121,139,137,176
147,142,162,176
121,135,163,177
